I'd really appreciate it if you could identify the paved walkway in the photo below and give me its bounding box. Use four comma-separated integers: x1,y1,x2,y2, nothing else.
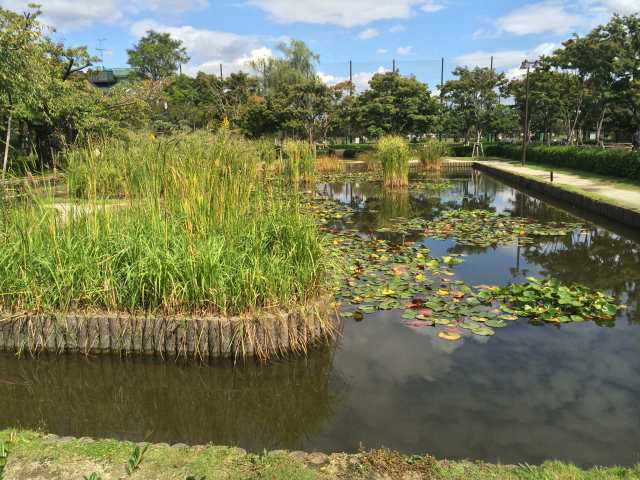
469,159,640,213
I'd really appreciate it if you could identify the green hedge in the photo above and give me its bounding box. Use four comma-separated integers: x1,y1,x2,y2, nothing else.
484,144,640,182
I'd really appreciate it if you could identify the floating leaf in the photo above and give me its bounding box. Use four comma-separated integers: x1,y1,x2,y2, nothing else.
438,331,461,341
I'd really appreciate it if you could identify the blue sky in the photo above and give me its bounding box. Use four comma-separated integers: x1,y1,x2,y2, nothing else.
2,0,638,90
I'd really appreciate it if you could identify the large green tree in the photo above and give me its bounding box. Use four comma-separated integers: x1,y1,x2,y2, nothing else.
127,31,190,81
356,71,439,138
442,66,507,145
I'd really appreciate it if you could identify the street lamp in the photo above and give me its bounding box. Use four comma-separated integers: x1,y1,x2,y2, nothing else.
520,59,539,166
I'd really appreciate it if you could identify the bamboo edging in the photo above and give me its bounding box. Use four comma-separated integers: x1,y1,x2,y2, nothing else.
0,297,338,362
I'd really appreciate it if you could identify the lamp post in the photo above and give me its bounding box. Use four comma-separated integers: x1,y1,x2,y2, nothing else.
520,60,539,166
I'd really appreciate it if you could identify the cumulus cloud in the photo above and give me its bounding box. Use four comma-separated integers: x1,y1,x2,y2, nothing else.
319,65,390,91
496,2,584,35
455,42,558,76
389,24,406,33
421,0,445,12
476,1,639,40
0,0,207,30
245,0,445,27
130,20,272,76
358,28,380,40
396,45,413,55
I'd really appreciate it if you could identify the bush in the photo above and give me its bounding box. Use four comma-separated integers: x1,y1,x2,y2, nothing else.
448,144,474,157
484,144,640,181
376,136,411,188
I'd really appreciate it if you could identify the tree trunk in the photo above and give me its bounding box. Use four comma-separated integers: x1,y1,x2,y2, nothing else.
596,107,607,147
2,113,12,181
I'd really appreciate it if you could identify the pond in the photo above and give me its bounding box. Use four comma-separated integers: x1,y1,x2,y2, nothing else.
1,167,639,467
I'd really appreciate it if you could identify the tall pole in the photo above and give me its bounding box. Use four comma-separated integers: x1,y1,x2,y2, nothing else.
392,59,396,73
490,55,494,71
219,63,223,81
522,64,531,166
440,57,444,104
349,60,353,95
349,60,353,144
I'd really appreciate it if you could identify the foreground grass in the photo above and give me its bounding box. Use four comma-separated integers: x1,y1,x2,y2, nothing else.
1,431,638,480
0,132,327,315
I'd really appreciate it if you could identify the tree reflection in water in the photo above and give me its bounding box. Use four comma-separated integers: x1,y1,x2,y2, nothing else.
0,349,344,449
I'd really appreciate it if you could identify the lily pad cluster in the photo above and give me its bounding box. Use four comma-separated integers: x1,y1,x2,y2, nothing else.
301,182,621,343
479,277,620,324
379,209,584,246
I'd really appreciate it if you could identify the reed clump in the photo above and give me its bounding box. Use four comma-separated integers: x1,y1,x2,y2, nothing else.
0,132,328,316
315,155,344,173
417,141,449,171
282,139,315,183
376,136,411,188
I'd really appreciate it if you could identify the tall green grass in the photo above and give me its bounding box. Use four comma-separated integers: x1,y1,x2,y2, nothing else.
376,136,411,188
416,141,449,170
0,132,327,315
282,140,315,184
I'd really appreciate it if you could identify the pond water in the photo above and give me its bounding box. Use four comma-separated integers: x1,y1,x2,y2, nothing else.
1,168,640,467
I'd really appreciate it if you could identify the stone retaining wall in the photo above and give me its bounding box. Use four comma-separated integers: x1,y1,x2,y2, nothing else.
0,298,337,360
474,162,640,229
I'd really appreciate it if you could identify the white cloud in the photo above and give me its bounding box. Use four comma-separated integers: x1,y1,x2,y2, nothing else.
319,66,390,91
358,28,380,39
496,2,584,36
376,48,389,54
130,20,271,76
246,0,446,27
421,0,445,12
396,45,413,55
0,0,207,30
585,0,640,15
389,24,406,33
455,42,558,70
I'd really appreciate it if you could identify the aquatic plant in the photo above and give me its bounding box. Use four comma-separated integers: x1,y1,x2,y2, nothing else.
0,132,328,316
479,277,620,323
376,136,411,188
315,155,344,173
416,141,449,170
282,139,315,183
307,195,621,342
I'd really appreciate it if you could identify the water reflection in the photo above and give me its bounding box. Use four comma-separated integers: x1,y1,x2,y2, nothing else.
0,351,343,449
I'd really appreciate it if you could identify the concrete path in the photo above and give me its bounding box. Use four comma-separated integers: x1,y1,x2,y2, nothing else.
469,159,640,213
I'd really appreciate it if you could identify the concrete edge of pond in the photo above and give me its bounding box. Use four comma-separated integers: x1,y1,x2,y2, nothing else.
0,296,339,361
474,162,640,229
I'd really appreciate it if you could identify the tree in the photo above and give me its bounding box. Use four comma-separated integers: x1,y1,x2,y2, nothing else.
442,67,506,145
127,31,189,81
356,72,439,138
251,39,319,95
0,5,46,178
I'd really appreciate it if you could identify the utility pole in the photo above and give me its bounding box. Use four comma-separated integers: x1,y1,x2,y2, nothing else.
490,55,494,71
440,57,444,105
349,60,353,95
392,59,396,73
520,60,538,165
219,63,223,81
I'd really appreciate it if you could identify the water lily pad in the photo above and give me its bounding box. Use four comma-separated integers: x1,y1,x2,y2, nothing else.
485,319,507,328
438,331,461,341
471,326,495,336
